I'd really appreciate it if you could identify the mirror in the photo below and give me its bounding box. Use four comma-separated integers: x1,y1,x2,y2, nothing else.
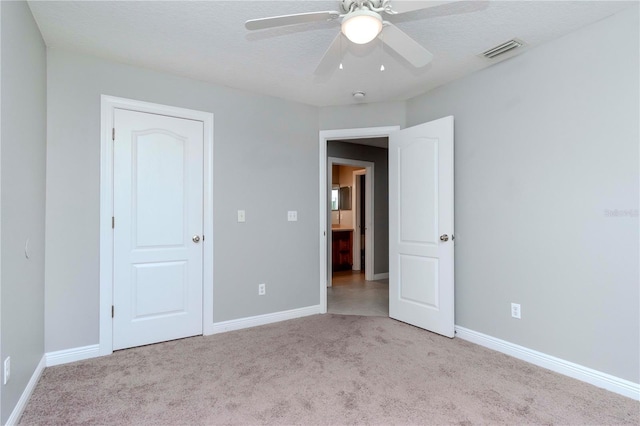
331,185,352,211
339,186,352,210
331,185,339,211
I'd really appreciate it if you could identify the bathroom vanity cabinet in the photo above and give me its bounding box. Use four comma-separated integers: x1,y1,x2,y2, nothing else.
332,229,353,271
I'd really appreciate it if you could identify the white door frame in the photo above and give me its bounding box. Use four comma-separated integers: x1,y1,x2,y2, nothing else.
327,157,374,286
319,126,400,313
352,168,366,271
99,95,214,356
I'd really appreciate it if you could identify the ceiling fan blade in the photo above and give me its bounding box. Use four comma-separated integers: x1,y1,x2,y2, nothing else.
380,24,433,68
314,33,345,76
388,0,457,14
245,11,340,30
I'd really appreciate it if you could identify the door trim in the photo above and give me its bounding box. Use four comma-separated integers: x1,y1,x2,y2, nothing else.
318,126,400,314
352,168,366,272
99,95,214,356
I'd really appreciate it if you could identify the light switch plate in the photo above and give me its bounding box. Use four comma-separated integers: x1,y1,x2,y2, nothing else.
237,210,246,223
287,211,297,222
511,303,521,319
3,357,10,385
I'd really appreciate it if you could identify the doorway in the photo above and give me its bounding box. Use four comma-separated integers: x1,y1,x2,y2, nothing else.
320,126,399,314
327,158,375,286
328,155,387,317
99,96,215,356
112,108,204,350
327,270,389,316
322,119,455,336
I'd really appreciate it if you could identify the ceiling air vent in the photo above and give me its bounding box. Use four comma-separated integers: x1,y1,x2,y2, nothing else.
482,39,524,59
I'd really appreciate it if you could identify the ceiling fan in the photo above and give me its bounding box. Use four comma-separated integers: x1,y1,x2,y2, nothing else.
245,0,453,75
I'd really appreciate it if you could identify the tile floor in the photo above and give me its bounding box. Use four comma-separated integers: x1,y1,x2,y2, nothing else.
327,270,389,317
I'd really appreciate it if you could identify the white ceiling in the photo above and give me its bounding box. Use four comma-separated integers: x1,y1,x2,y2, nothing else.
28,1,633,107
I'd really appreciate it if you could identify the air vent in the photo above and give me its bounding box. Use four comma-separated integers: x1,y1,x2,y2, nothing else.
482,39,524,59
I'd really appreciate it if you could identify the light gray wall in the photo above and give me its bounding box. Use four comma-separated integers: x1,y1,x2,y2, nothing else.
319,101,405,130
328,141,388,274
0,1,47,422
45,49,319,352
407,8,639,383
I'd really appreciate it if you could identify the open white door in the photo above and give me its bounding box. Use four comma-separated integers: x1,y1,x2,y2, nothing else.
389,116,454,337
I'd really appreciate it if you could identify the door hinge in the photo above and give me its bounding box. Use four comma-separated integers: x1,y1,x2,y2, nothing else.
112,216,115,229
112,128,115,141
111,305,114,318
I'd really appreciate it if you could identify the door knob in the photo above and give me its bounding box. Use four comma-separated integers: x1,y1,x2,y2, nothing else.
440,234,449,242
192,235,201,243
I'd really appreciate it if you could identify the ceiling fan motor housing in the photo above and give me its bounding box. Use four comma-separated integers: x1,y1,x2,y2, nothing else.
341,0,385,13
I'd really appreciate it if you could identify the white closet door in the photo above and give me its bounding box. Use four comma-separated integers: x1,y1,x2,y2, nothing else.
113,108,203,350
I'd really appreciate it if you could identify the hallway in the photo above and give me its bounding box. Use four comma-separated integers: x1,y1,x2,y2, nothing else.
327,271,389,317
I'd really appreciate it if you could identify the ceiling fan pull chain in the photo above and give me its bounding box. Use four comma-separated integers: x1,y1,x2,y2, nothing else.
379,31,386,72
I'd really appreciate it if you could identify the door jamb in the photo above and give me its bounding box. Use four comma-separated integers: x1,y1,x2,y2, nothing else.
319,126,399,314
99,95,214,356
352,168,366,272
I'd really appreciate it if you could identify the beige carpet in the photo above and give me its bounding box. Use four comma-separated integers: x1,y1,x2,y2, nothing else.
20,314,639,425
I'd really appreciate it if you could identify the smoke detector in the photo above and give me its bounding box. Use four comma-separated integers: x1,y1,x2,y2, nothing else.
352,91,366,100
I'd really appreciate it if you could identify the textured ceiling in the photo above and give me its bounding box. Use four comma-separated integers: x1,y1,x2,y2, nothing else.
28,1,634,107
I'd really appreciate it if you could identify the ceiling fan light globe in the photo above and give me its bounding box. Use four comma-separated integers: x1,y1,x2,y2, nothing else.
341,10,383,44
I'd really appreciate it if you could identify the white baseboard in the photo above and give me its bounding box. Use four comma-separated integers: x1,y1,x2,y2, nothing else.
455,326,640,401
6,355,46,425
46,306,321,363
373,272,389,280
45,344,100,367
210,305,322,334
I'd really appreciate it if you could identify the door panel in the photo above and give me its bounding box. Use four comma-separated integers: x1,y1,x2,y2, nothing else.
134,131,186,247
399,255,438,308
389,116,454,338
113,109,203,350
399,139,438,244
132,261,187,318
